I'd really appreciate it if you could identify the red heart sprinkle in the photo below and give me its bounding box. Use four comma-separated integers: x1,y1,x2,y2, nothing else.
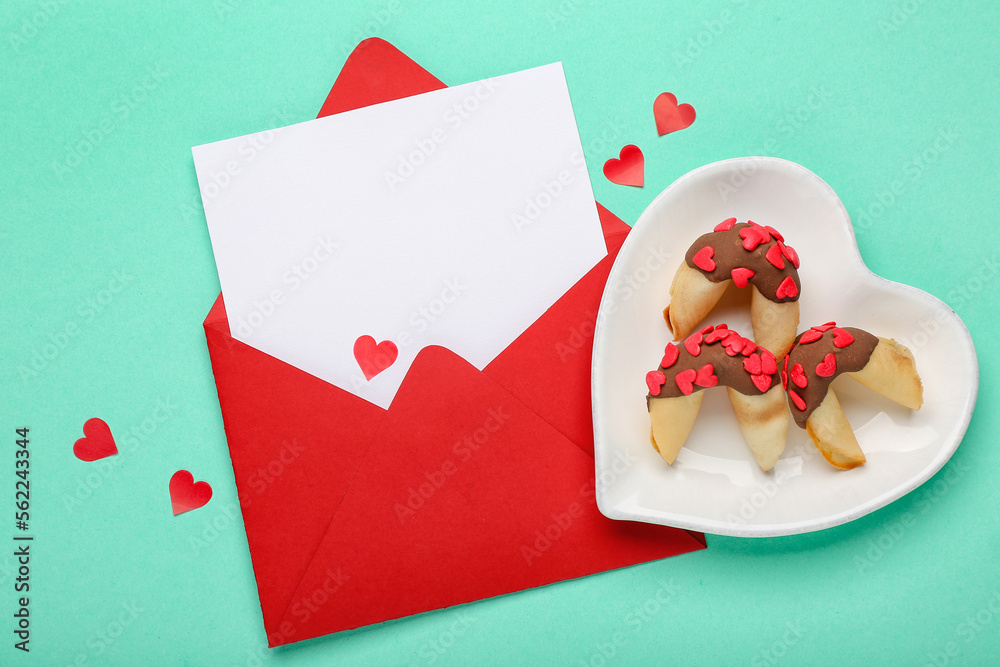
775,276,798,299
812,322,837,332
789,389,807,411
798,329,823,344
765,244,786,269
354,335,399,380
661,343,680,368
741,338,758,356
751,373,772,393
603,144,644,187
715,217,737,232
653,92,696,135
740,225,768,251
705,325,731,344
694,364,718,388
700,324,715,335
675,368,697,395
780,243,800,268
765,225,784,242
760,350,777,375
692,246,716,272
169,470,213,516
816,353,837,378
685,332,703,356
731,267,755,288
723,331,745,356
790,362,808,388
73,418,118,462
743,353,762,375
781,368,789,390
832,328,855,348
646,370,667,395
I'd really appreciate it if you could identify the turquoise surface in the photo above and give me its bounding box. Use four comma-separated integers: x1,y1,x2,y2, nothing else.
2,0,998,664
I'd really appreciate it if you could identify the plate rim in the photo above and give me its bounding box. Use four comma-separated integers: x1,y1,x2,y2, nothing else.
591,156,980,538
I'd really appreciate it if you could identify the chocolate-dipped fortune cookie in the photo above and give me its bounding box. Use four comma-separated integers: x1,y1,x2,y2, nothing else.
646,324,789,471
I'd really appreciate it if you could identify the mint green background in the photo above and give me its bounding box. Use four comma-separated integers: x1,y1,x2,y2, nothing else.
2,0,998,664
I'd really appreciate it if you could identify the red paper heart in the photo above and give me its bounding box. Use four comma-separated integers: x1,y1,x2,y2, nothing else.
73,418,118,462
775,276,798,299
790,362,808,388
603,145,644,187
751,373,772,393
694,364,718,388
816,353,837,378
765,244,786,269
730,267,755,288
646,370,667,395
675,368,697,395
832,328,855,348
714,217,737,232
354,335,398,380
692,246,716,272
653,92,696,135
661,343,680,368
169,470,212,516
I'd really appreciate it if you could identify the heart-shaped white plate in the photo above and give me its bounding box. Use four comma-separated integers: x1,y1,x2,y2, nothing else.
592,157,978,537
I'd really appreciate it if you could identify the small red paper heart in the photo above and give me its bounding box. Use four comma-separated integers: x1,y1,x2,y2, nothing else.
798,329,823,344
169,470,212,516
714,217,737,232
685,332,703,356
73,418,118,462
775,276,798,299
603,144,644,187
694,364,718,388
765,244,786,269
751,373,772,393
760,350,777,376
675,368,697,395
661,343,680,368
790,362,808,388
730,267,755,288
816,353,837,378
743,353,762,375
832,328,855,348
789,389,807,411
653,92,696,136
646,370,667,395
354,335,398,380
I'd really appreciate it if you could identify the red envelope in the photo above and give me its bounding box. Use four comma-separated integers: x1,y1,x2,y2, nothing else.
203,38,705,648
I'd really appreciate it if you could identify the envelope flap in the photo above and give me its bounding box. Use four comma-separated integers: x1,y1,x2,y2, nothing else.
274,344,704,643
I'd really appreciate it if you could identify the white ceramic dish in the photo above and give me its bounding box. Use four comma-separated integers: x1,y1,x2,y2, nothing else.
591,157,978,537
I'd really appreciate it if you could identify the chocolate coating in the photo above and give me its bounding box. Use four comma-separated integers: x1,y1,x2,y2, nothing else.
646,324,779,408
684,221,801,303
785,325,878,427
